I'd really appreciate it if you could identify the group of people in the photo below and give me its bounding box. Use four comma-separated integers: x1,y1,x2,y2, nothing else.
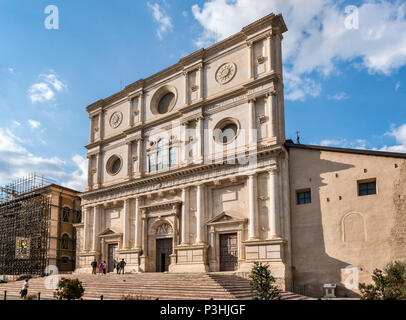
91,259,126,275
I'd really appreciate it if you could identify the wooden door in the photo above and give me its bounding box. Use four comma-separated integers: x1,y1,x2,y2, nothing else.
156,238,172,272
220,233,238,271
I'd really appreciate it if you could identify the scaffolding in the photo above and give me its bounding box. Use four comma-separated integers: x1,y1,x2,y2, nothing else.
0,174,54,276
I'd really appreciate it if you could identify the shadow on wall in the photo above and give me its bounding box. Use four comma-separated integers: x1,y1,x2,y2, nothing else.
290,150,361,298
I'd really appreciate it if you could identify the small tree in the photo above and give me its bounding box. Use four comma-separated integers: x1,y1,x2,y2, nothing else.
54,278,85,300
359,261,406,300
249,262,281,300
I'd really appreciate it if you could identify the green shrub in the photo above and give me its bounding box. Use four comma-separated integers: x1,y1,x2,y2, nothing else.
54,278,85,300
359,261,406,300
24,294,36,300
249,262,281,300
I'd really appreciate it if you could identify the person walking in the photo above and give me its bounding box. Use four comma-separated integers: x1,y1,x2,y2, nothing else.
91,259,98,275
120,259,126,274
103,261,107,274
98,262,104,275
20,279,29,299
116,260,121,274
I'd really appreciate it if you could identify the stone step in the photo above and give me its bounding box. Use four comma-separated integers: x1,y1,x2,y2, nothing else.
0,273,309,300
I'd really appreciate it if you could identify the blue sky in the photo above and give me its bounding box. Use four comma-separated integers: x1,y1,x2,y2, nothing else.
0,0,405,190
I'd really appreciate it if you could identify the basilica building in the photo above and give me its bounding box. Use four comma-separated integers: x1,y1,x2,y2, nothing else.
76,13,406,297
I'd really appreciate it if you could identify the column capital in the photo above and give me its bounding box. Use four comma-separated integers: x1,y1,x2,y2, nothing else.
248,97,256,103
268,166,279,175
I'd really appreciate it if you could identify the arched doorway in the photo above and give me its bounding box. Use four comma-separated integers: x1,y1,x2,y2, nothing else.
155,222,173,272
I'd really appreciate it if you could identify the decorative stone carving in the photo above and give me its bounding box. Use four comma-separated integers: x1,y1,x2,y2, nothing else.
191,84,198,92
215,62,237,85
156,223,173,236
256,55,265,64
109,111,123,129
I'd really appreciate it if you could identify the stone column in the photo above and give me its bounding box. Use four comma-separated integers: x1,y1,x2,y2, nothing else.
267,92,278,138
127,141,133,179
123,198,130,249
181,122,188,165
248,99,257,146
86,156,92,191
128,97,134,127
195,117,204,163
134,197,141,249
184,71,189,105
95,152,101,188
198,65,204,100
248,173,259,240
82,207,89,251
247,41,254,79
268,168,280,238
209,226,216,268
265,33,272,73
91,206,98,252
181,187,189,245
138,93,144,123
196,184,204,244
136,138,143,176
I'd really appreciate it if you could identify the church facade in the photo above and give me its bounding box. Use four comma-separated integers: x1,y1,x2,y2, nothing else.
76,13,406,297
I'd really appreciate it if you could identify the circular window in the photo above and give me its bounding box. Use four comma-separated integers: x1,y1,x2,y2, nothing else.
151,85,178,115
158,92,175,114
106,155,122,176
213,119,240,144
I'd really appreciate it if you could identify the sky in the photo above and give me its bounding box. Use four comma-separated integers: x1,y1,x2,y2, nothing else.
0,0,406,191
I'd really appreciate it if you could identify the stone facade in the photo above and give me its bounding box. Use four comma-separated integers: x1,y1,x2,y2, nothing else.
75,12,406,297
76,13,292,289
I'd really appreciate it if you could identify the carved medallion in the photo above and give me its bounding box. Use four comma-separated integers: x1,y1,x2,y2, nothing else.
215,62,237,84
109,111,123,129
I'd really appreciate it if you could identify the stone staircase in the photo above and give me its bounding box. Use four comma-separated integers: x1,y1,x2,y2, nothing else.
0,273,309,300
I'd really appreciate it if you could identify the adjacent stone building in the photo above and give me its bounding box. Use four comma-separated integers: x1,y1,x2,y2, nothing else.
75,13,406,297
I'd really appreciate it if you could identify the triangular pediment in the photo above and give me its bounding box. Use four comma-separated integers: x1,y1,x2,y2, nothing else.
207,212,246,225
98,228,116,236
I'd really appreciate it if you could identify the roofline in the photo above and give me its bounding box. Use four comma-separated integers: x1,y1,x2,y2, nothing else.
285,142,406,159
86,12,287,113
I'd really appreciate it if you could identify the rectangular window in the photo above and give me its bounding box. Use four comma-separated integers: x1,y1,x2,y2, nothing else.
149,153,156,173
358,180,376,196
297,189,311,205
169,147,178,167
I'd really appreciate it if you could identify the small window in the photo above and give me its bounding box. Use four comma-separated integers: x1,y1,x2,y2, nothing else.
358,180,376,196
62,207,70,222
62,234,70,249
297,189,311,205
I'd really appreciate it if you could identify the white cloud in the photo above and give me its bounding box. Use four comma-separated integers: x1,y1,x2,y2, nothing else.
191,0,406,100
319,138,367,150
381,123,406,152
285,71,321,101
8,68,14,74
0,126,87,191
28,120,41,129
28,71,67,103
395,81,402,91
147,2,173,39
328,92,349,101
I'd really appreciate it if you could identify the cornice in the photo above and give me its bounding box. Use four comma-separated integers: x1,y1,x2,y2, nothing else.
80,143,286,200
